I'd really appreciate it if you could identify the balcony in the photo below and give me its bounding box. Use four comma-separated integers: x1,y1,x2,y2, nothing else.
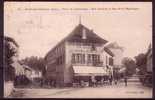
72,61,103,67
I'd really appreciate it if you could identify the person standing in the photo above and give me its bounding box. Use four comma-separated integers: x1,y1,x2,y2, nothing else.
91,76,96,87
124,76,127,86
109,75,112,85
80,80,85,87
40,78,43,87
114,79,117,85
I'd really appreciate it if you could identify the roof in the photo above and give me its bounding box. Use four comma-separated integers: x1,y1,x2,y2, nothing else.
105,42,124,51
11,62,23,70
66,24,108,44
45,24,108,59
22,65,33,71
104,47,114,57
73,66,107,76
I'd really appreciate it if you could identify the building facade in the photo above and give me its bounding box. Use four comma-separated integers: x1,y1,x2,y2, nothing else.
104,42,124,68
45,24,114,86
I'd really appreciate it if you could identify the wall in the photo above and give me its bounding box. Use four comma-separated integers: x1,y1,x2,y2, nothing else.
101,50,111,66
45,42,65,86
4,81,14,97
110,48,123,68
31,71,42,78
101,50,113,76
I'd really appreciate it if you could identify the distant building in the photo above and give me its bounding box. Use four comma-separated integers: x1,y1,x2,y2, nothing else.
102,47,114,76
31,70,42,80
45,23,115,87
11,61,24,76
104,42,124,69
146,44,152,73
22,65,33,80
22,65,42,80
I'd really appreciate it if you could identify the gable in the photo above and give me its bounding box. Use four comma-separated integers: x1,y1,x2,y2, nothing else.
66,24,108,44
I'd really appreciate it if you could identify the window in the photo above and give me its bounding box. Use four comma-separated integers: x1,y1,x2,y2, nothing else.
92,54,100,66
72,53,85,64
92,54,96,63
71,53,100,65
56,55,64,65
77,54,80,63
88,54,92,64
82,54,85,64
109,57,113,66
106,56,108,65
72,54,76,63
91,44,96,51
87,54,100,66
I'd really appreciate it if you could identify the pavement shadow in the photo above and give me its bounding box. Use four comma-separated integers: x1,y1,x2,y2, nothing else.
43,88,84,96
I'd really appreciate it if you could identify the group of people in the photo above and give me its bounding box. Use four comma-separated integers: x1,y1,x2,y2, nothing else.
41,79,56,87
35,75,128,88
76,75,128,87
109,75,128,86
14,75,31,86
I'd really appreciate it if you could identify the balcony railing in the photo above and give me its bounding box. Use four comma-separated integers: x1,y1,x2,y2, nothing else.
72,61,103,67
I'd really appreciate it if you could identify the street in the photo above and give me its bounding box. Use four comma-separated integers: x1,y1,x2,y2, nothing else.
8,81,152,98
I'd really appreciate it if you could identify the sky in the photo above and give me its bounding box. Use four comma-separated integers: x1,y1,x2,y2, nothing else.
4,2,152,60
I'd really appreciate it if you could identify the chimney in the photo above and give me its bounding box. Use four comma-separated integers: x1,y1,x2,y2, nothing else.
82,28,87,39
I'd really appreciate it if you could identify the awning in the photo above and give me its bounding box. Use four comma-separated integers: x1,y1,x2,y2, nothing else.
73,66,108,76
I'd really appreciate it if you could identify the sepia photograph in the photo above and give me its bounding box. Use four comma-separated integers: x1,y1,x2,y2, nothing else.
4,2,152,98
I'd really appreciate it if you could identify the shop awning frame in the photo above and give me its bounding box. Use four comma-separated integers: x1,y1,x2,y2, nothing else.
73,66,108,76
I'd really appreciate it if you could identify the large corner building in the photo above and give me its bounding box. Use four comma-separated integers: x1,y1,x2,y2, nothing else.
44,23,115,87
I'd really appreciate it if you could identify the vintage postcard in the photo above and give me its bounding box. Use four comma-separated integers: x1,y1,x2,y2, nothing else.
4,2,152,98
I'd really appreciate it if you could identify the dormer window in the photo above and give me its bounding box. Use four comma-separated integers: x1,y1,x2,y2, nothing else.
82,28,87,39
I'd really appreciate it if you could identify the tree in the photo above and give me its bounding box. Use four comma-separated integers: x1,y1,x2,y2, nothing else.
20,56,46,73
121,57,137,76
4,36,19,64
4,36,19,81
134,53,147,75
